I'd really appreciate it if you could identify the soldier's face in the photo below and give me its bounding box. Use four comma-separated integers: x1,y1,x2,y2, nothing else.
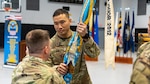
53,14,72,38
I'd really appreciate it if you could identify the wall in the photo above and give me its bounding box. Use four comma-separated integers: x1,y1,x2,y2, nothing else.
0,0,149,27
0,0,150,48
0,0,84,25
98,0,150,48
99,0,150,28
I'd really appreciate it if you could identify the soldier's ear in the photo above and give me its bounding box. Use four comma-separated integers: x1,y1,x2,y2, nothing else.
44,45,50,54
26,46,29,55
69,18,72,23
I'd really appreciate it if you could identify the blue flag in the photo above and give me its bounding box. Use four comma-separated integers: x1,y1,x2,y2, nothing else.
129,11,135,53
94,10,99,45
122,11,130,54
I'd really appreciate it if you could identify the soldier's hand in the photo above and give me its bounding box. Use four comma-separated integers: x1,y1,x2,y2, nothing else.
56,63,68,75
76,22,88,37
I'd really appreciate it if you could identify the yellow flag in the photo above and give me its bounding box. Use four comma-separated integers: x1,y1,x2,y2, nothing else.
89,11,93,36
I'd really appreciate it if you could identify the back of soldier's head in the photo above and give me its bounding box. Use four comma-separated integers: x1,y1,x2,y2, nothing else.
25,29,50,54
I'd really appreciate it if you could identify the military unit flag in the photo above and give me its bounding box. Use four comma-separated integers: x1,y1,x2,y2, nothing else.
104,0,115,68
116,12,122,53
114,12,119,53
122,11,135,54
129,11,135,53
63,0,97,83
94,10,99,45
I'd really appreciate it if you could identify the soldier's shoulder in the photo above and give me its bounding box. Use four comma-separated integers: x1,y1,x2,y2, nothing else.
137,42,150,58
50,34,57,40
139,42,150,50
137,42,150,56
142,41,150,46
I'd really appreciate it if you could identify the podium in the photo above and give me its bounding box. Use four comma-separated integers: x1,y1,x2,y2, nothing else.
85,55,98,61
115,56,133,64
19,40,26,62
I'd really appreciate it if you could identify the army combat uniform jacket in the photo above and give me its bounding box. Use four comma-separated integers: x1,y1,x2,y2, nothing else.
50,31,100,84
12,55,65,84
129,42,150,84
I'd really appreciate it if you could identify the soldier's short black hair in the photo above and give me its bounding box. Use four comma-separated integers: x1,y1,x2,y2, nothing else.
53,9,69,18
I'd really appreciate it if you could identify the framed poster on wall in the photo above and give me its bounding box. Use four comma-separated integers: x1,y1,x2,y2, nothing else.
49,0,83,4
49,0,99,15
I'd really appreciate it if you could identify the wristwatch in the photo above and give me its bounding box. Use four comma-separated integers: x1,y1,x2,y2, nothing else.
82,33,89,39
82,33,90,42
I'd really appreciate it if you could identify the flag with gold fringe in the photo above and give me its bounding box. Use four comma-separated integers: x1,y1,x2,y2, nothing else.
104,0,115,69
114,12,119,54
117,12,122,53
63,0,96,84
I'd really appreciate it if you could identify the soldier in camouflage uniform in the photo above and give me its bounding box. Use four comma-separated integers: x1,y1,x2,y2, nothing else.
12,29,65,84
137,33,144,49
129,16,150,84
49,9,100,84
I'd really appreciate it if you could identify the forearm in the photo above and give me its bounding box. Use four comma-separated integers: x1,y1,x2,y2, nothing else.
83,37,100,57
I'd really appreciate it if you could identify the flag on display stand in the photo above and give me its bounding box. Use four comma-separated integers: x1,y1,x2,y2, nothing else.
129,11,135,53
116,12,122,53
94,10,99,45
114,12,119,53
104,0,115,69
122,12,127,54
122,11,130,54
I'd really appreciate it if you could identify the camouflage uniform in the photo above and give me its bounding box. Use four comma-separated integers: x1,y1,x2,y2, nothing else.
12,55,65,84
129,42,150,84
49,31,100,84
137,34,144,49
